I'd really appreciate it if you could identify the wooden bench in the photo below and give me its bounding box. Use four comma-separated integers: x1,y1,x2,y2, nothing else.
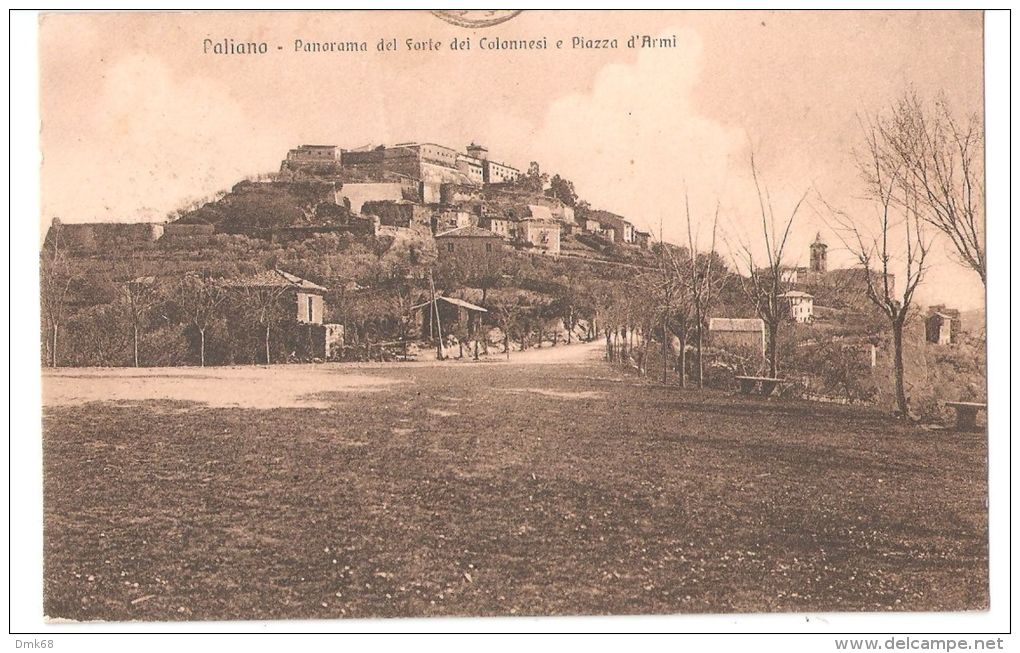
735,375,786,397
945,401,987,431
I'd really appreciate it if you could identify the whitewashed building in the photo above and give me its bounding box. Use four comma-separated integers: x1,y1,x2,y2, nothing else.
780,290,814,324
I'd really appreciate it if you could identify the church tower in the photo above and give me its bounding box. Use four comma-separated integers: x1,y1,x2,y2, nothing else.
810,232,827,274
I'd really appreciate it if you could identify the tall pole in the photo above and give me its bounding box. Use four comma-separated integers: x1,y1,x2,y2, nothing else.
659,216,669,384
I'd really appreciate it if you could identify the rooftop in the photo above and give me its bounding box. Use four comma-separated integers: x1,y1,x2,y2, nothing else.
411,295,488,313
224,269,328,293
435,226,501,239
709,318,765,333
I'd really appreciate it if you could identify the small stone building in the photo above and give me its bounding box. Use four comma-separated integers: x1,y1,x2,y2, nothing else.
225,269,343,359
708,317,766,361
410,295,489,342
517,218,561,255
634,230,652,249
227,269,329,324
590,210,636,244
434,225,504,258
434,208,476,233
926,308,961,345
479,215,515,239
361,200,431,230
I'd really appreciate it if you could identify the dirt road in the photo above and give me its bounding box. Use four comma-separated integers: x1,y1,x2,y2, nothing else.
41,340,606,409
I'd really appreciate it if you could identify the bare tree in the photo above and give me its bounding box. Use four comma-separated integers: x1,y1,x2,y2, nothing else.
390,284,420,361
122,277,159,367
682,193,722,387
654,234,687,385
823,128,932,418
40,238,78,368
176,275,228,367
600,285,629,363
553,281,587,346
584,281,616,354
240,284,289,365
672,275,695,387
731,154,808,377
75,300,134,366
646,229,699,387
871,92,984,284
623,272,659,375
491,295,527,360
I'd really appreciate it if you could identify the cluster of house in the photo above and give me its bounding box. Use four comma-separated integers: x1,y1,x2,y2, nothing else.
137,268,344,360
44,139,651,264
708,233,961,372
187,260,964,364
282,140,650,257
773,233,902,325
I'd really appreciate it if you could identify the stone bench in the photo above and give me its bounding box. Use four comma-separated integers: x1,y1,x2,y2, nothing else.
945,401,987,431
735,375,786,397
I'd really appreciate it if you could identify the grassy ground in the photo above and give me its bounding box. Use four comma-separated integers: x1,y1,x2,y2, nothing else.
42,349,987,621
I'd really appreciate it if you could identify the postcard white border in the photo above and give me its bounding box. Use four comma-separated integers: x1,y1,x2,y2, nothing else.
7,5,1012,647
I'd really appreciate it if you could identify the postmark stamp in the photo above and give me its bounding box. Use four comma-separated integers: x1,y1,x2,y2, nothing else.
431,10,523,29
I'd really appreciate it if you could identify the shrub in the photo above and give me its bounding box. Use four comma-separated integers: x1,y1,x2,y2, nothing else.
872,322,986,421
786,339,878,404
138,324,190,367
62,302,133,367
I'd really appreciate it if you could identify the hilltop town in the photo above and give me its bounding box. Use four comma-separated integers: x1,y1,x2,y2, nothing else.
41,137,983,420
47,141,654,264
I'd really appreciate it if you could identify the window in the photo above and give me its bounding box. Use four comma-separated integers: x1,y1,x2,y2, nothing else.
307,296,314,322
447,243,454,252
485,243,493,253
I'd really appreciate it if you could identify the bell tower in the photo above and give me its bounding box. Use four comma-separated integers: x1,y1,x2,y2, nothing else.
810,232,827,274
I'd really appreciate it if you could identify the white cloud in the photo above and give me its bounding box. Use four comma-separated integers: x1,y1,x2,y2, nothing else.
489,29,748,250
486,30,986,310
41,53,284,225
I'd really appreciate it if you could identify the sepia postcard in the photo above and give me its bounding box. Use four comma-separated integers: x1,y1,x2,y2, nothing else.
30,8,995,631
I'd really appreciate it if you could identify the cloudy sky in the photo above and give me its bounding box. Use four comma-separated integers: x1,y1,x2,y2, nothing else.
39,10,985,308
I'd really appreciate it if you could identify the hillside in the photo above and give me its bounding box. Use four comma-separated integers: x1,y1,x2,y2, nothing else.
165,175,665,268
173,180,350,230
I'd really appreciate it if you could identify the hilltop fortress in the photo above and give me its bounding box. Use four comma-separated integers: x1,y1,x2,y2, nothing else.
280,142,521,189
274,140,647,255
47,140,650,259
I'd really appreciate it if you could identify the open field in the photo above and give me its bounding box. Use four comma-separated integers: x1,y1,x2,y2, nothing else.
42,343,988,621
